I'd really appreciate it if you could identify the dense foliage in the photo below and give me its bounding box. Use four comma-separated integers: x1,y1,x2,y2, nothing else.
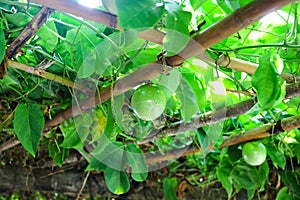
0,0,300,199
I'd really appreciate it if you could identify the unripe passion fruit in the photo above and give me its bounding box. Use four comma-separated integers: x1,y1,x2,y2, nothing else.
131,84,167,121
242,142,267,166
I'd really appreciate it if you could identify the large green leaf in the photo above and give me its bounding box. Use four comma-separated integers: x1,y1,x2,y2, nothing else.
4,12,31,27
164,1,192,55
112,94,125,129
0,28,5,63
86,157,107,171
125,143,148,182
163,177,178,200
231,164,259,198
158,69,181,98
13,103,45,157
176,78,198,122
60,120,82,148
181,68,207,111
65,26,109,78
258,161,269,189
92,139,125,169
189,0,203,11
117,0,164,29
60,114,92,148
36,20,58,52
251,53,285,110
104,167,130,195
276,187,293,200
265,144,286,169
216,0,240,14
216,157,233,199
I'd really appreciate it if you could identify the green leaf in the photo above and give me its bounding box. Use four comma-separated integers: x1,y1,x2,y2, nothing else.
216,158,233,199
60,114,92,148
176,78,198,122
60,120,82,148
258,161,269,190
294,144,300,164
163,177,178,200
65,27,106,77
276,187,293,200
231,164,259,190
77,52,96,78
280,171,300,195
0,28,5,63
4,12,31,27
251,53,285,110
189,0,203,10
216,0,231,14
125,143,148,182
227,145,242,164
265,144,286,169
181,68,207,111
112,94,125,129
117,0,164,29
158,69,181,98
13,103,45,157
196,128,210,155
92,139,125,170
86,157,107,171
104,167,130,195
48,136,70,167
164,1,192,55
37,20,58,52
225,0,240,11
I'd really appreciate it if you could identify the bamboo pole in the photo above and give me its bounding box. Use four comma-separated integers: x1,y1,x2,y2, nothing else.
146,114,300,164
7,60,88,92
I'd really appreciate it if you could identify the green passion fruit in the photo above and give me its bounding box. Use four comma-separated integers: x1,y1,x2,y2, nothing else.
242,142,267,166
131,84,167,121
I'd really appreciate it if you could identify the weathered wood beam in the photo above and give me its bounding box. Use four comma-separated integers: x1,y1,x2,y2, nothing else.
6,6,53,58
30,0,165,44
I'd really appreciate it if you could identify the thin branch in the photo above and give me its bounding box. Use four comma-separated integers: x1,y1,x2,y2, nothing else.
7,60,89,92
146,114,300,164
211,43,300,52
76,171,90,200
219,114,300,148
145,145,214,164
226,88,255,96
217,56,300,83
6,6,54,58
137,82,300,144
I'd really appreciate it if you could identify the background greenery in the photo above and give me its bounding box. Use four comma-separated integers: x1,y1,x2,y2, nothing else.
0,0,300,199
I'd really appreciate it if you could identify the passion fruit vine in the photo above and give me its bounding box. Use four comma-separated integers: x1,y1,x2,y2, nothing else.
242,142,267,166
131,84,167,121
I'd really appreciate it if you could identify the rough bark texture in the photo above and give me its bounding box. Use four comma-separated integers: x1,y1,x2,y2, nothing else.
0,166,235,200
6,7,53,58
